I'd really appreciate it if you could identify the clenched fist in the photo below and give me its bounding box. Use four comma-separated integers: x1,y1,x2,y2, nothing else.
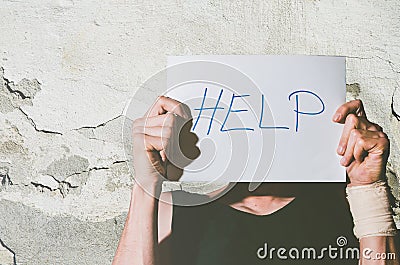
132,96,199,189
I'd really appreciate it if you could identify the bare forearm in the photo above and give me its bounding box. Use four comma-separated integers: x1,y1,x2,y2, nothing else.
359,236,399,265
112,183,162,265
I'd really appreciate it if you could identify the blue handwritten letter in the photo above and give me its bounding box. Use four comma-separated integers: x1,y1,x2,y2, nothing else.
193,88,224,135
220,94,254,132
259,94,290,130
288,90,325,132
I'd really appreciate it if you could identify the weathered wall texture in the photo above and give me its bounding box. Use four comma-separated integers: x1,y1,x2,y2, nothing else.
0,1,399,264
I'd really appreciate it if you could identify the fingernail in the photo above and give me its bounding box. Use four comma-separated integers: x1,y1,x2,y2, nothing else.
337,146,344,155
340,157,346,166
333,113,341,122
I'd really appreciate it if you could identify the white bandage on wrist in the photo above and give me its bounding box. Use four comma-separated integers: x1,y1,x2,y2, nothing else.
346,180,398,239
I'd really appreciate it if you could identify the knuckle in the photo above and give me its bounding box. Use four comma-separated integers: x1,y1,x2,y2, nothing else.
165,113,176,125
357,137,366,146
158,95,167,102
350,128,360,138
378,131,387,138
159,95,174,105
161,137,169,148
354,99,362,106
380,137,389,148
344,153,352,161
368,124,378,131
368,122,382,132
135,132,144,138
353,99,364,109
132,133,144,143
152,96,165,109
132,126,141,133
163,126,173,137
346,113,358,125
132,118,141,127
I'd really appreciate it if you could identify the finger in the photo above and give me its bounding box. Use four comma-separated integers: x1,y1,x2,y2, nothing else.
134,113,176,128
133,126,172,162
341,129,385,166
337,114,366,155
146,96,190,119
160,150,167,162
333,99,366,123
353,137,368,162
133,126,173,139
134,133,167,152
337,115,386,155
341,129,359,166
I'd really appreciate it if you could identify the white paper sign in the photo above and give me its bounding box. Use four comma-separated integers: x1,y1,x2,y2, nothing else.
166,55,345,182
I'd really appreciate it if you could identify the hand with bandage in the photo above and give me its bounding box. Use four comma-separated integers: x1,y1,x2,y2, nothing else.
333,99,389,187
333,100,398,264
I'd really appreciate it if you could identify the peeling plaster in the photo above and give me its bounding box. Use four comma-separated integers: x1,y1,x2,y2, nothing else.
0,67,41,114
4,76,40,100
44,155,89,182
0,238,16,265
346,83,361,100
0,140,27,155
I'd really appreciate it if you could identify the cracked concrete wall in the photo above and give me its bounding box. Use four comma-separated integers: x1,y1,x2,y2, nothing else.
0,1,399,264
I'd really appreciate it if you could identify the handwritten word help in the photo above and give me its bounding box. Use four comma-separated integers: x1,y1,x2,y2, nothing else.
192,88,325,135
